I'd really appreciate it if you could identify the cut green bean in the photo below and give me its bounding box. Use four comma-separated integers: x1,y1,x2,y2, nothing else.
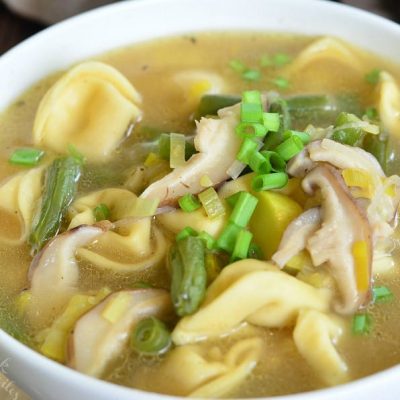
29,156,81,252
195,94,241,119
170,236,207,316
362,134,388,171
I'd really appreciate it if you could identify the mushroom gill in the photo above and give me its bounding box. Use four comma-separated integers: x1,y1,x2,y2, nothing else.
301,164,373,314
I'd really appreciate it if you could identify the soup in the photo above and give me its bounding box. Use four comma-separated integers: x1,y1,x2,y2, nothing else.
1,32,400,398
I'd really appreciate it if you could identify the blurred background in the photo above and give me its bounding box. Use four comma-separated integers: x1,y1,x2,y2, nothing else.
0,0,399,55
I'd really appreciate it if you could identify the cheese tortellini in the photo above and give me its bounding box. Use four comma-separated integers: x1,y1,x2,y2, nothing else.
0,166,45,245
138,337,263,398
69,188,167,272
33,61,142,162
293,310,348,386
172,260,331,345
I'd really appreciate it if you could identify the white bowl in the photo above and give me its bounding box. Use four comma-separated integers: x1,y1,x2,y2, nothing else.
1,0,400,399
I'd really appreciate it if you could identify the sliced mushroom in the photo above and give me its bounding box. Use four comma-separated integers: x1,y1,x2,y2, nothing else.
272,207,321,267
68,288,172,377
28,224,108,325
140,104,241,205
288,139,384,178
301,164,372,314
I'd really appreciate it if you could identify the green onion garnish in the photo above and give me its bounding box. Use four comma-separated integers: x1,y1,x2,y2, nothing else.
352,313,372,335
198,230,216,250
178,194,201,213
131,317,171,356
242,69,261,81
198,187,225,219
273,53,291,67
176,226,198,242
283,129,311,145
93,203,110,222
373,286,393,303
241,102,263,123
252,172,288,192
271,77,290,89
229,59,246,72
169,133,186,168
231,229,253,262
260,151,286,172
9,148,45,167
263,113,280,132
158,133,171,160
274,136,304,161
229,191,258,228
365,68,381,85
226,191,242,208
236,122,267,139
249,151,271,174
243,90,262,104
236,138,259,164
248,242,263,259
217,221,241,253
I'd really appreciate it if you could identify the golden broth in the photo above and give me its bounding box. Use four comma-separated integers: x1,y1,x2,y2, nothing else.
0,32,400,397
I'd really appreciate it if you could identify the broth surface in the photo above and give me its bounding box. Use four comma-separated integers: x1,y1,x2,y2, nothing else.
1,32,400,397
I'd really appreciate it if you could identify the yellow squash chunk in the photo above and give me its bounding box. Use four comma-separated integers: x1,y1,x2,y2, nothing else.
250,191,302,259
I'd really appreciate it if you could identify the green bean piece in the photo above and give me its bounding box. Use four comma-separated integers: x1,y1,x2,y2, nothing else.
131,317,172,355
194,94,241,119
29,156,81,252
362,133,388,172
332,112,364,146
170,236,207,316
286,94,362,128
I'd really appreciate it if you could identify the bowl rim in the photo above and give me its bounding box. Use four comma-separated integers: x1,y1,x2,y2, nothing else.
1,0,400,399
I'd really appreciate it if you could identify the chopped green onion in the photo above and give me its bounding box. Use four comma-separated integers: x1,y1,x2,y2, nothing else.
236,122,267,139
229,59,246,72
249,152,271,174
263,113,280,132
131,317,171,355
365,68,381,85
352,313,372,335
333,112,365,146
242,69,261,81
252,172,288,192
158,133,171,160
93,203,110,222
248,243,263,259
260,151,286,172
176,226,198,242
9,148,45,167
283,129,311,145
243,90,262,105
198,187,225,219
226,191,242,208
198,231,216,250
237,138,259,164
271,77,290,89
260,55,273,67
365,107,379,121
178,194,201,213
229,191,258,228
67,144,85,165
217,221,241,253
372,286,393,303
273,53,291,67
231,229,253,262
241,102,263,123
169,133,186,168
274,136,304,161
